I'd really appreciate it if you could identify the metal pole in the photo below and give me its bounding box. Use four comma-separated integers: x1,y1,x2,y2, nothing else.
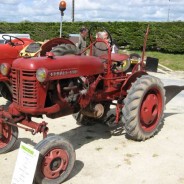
167,0,170,22
60,13,63,38
72,0,75,22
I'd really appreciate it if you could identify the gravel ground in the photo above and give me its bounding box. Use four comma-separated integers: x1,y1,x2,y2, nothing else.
0,71,184,184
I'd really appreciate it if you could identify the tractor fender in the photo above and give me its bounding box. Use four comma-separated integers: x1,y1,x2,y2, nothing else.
121,71,148,92
40,37,75,56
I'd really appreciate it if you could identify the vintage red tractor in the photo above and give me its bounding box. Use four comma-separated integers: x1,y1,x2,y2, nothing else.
0,35,76,101
0,35,34,100
0,26,165,184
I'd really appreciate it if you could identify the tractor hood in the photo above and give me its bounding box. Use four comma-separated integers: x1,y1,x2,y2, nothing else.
0,38,34,64
0,44,19,61
12,55,105,78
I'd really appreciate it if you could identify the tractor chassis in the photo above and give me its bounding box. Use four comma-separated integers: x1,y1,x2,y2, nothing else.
0,106,49,139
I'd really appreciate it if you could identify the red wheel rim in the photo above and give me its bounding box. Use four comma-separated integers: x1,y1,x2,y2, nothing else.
42,148,69,179
140,88,163,132
0,124,12,148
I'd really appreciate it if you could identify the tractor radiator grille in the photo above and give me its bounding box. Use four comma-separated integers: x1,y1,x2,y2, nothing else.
12,69,38,107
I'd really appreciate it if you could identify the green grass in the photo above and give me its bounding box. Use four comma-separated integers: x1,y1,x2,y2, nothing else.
128,51,184,71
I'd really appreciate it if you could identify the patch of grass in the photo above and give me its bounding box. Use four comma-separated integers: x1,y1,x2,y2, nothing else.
125,50,184,71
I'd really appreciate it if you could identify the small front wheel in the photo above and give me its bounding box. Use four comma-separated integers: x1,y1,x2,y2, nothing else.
34,136,76,184
0,123,18,154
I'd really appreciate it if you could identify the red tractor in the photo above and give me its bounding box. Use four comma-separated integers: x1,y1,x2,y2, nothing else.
0,27,165,184
0,35,76,101
0,35,34,100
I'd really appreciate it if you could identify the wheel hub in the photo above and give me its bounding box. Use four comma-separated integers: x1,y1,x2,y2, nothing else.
139,88,163,133
42,148,69,179
141,94,158,125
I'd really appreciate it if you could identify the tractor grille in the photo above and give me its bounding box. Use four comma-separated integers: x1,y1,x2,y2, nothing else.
12,69,38,108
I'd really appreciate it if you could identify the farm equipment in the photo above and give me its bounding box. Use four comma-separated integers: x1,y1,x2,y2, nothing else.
0,36,75,101
0,35,34,100
0,26,165,184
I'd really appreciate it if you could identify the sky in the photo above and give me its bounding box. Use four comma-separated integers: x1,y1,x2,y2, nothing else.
0,0,183,22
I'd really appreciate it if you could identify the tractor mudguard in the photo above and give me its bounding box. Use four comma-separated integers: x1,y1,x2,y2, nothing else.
40,37,75,56
121,71,148,92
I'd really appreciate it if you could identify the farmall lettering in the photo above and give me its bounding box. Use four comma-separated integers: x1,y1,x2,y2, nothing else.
50,69,78,77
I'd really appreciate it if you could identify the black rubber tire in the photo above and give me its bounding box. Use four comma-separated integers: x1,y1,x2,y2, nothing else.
0,124,18,154
130,53,141,60
0,82,12,101
51,44,79,56
73,103,111,126
73,112,95,126
34,135,76,184
122,75,165,141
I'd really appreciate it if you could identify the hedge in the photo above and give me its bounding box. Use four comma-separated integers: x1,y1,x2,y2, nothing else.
0,22,184,53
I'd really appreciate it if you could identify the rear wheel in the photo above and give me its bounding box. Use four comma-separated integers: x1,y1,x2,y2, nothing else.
0,123,18,154
122,75,165,141
34,136,75,184
51,44,79,56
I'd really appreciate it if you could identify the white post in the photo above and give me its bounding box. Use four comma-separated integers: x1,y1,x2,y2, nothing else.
60,14,63,38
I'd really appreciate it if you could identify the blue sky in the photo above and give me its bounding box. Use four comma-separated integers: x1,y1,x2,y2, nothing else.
0,0,183,22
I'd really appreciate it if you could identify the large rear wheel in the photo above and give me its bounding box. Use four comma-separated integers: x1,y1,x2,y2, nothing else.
34,136,75,184
51,44,79,56
122,75,165,141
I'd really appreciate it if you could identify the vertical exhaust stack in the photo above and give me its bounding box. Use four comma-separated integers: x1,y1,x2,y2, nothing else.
141,25,150,69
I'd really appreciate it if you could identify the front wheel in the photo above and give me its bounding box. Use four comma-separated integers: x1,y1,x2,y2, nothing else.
0,123,18,154
122,75,165,141
34,136,76,184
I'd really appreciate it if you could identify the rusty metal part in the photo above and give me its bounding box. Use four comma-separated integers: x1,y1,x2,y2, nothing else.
6,121,35,134
115,103,123,124
141,25,149,69
0,107,49,138
21,120,49,138
81,103,105,119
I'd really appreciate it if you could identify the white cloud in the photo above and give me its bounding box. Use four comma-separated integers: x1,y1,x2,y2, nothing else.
0,0,21,4
0,0,183,22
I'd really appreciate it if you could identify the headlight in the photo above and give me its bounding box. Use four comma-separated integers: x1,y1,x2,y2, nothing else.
36,68,48,82
0,63,11,76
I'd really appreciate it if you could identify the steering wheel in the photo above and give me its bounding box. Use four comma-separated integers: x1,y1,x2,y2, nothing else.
89,25,113,51
2,35,25,46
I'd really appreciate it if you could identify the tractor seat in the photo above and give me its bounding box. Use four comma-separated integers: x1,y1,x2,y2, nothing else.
25,42,42,53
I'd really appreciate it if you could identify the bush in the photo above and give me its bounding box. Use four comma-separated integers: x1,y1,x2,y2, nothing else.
0,21,183,53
